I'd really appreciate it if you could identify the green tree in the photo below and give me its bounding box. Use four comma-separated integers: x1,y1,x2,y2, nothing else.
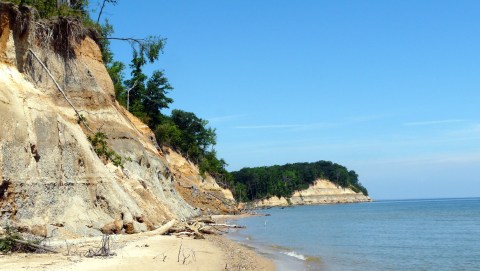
122,37,168,120
143,70,173,127
170,109,216,158
154,110,228,179
124,49,148,117
154,118,182,148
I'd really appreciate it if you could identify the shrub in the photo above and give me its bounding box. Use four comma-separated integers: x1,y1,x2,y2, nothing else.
87,132,124,168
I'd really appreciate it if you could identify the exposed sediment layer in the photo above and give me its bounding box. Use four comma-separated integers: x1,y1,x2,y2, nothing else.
254,179,371,207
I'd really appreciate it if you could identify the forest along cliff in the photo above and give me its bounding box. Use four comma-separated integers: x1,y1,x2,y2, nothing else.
0,3,236,238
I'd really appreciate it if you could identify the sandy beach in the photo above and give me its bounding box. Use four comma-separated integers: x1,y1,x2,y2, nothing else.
0,224,275,271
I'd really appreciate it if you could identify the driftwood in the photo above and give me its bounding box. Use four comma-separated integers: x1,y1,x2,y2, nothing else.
173,231,204,239
198,226,215,235
12,238,59,254
166,216,246,238
143,219,176,237
192,232,204,239
173,231,195,237
207,224,228,234
185,224,205,239
209,223,245,229
167,226,184,234
195,218,215,224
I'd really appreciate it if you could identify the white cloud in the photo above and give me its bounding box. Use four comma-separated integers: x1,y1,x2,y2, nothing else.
234,124,304,129
207,114,246,123
234,122,337,130
403,119,467,126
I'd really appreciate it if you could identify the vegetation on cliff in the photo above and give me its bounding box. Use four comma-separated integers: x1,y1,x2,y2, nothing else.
3,0,88,19
230,161,369,202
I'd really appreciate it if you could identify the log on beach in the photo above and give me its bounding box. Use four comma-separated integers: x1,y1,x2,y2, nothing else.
143,219,177,236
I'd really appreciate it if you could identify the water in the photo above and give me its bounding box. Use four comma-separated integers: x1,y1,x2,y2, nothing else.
228,198,480,270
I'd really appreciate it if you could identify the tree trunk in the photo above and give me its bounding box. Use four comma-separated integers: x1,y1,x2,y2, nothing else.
13,239,59,254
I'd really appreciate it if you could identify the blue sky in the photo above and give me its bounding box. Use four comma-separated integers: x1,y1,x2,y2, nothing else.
91,0,480,199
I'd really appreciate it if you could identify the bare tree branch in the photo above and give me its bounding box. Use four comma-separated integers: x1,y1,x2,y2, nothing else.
28,49,94,134
96,0,118,24
126,79,138,111
97,37,145,47
96,0,107,24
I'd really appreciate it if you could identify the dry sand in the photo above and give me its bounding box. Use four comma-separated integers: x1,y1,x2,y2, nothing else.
0,231,275,271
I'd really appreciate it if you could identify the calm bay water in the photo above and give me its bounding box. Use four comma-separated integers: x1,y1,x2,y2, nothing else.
229,198,480,270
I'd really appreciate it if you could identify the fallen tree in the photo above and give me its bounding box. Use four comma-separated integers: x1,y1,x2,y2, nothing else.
0,226,58,254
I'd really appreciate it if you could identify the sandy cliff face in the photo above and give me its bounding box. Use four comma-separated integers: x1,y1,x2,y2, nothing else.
0,4,235,237
164,149,236,214
254,179,371,208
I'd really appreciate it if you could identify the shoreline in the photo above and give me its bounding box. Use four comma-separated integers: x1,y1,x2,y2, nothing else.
217,212,323,271
0,217,275,271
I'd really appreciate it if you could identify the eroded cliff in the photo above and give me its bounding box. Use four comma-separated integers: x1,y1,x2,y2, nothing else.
0,3,235,237
254,179,371,208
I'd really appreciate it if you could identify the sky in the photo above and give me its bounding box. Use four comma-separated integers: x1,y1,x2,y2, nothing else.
90,0,480,200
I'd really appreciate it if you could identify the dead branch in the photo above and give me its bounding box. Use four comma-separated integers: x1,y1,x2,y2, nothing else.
96,0,107,24
126,79,138,111
194,218,215,224
153,252,167,262
27,49,93,134
198,226,215,235
64,240,80,256
173,231,194,236
177,242,182,263
182,252,190,264
98,37,145,47
208,225,228,234
209,223,245,229
166,226,185,234
11,239,58,253
185,224,205,239
167,218,231,236
175,242,196,265
143,219,176,236
84,235,116,257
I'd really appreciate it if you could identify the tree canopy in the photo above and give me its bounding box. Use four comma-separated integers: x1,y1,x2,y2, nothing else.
155,109,227,177
230,161,368,202
5,0,88,18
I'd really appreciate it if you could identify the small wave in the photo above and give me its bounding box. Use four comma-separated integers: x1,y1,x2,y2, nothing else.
270,244,290,251
282,251,307,261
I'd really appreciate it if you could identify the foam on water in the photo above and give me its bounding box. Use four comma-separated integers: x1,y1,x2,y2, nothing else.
282,250,307,260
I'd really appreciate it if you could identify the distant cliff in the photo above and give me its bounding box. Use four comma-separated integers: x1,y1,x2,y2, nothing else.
253,179,371,207
230,161,369,203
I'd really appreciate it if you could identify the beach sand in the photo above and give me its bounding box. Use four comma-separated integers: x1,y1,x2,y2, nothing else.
0,228,275,271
